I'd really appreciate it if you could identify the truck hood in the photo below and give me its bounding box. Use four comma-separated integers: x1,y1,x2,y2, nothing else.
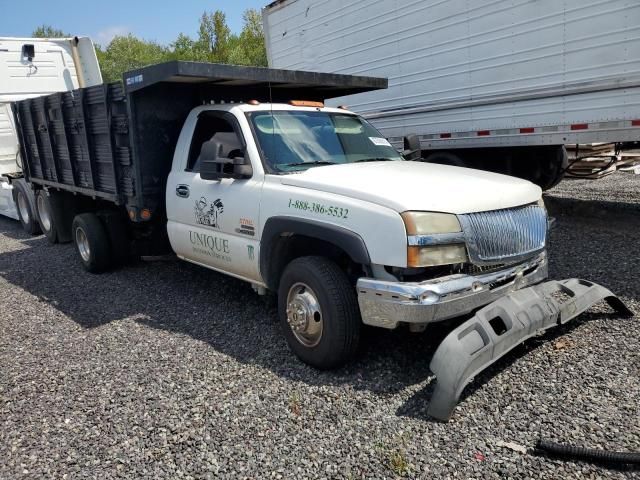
280,161,541,214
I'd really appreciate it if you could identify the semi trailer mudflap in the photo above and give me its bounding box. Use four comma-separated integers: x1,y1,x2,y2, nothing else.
427,278,633,421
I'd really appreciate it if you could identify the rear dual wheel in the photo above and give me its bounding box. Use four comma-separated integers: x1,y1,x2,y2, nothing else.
34,190,76,244
36,191,61,243
72,214,111,273
72,212,130,273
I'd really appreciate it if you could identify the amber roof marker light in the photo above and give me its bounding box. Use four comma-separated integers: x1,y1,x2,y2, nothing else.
289,100,324,107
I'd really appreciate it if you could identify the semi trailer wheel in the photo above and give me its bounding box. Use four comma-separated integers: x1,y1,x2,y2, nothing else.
278,256,361,369
72,213,112,273
423,146,567,190
12,181,41,235
535,146,567,190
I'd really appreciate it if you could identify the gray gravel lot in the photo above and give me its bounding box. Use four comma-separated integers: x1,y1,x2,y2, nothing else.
1,177,639,479
547,171,640,211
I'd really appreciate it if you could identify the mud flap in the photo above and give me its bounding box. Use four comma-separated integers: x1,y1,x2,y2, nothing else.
427,279,633,421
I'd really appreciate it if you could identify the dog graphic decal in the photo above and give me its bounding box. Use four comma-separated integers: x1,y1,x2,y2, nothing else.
194,197,224,228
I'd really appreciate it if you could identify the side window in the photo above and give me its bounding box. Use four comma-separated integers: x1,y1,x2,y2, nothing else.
186,114,243,172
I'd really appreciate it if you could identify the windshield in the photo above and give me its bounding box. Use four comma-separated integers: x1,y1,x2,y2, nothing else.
247,110,403,172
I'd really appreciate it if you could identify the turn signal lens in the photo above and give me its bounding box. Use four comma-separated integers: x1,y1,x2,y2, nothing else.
407,244,468,267
401,211,461,235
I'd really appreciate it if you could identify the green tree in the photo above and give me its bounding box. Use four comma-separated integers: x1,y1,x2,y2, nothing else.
47,8,269,84
228,9,268,66
196,10,232,63
32,25,70,38
97,34,170,82
170,33,205,61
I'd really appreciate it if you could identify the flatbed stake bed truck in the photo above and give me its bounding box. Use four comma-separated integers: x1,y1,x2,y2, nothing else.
12,61,631,419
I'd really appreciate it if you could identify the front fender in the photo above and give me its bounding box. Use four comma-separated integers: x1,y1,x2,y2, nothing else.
260,215,370,290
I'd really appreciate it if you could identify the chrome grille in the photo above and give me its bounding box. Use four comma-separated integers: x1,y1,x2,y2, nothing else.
459,205,547,265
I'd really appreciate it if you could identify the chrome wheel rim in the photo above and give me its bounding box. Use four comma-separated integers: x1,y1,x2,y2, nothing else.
17,191,29,224
286,282,323,347
75,227,90,262
37,194,51,232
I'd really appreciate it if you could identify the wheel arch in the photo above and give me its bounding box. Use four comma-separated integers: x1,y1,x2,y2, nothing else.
260,216,371,290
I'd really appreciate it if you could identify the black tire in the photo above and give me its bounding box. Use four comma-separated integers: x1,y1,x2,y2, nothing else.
278,256,361,369
537,146,567,190
506,146,567,190
72,213,112,273
35,190,58,243
100,211,131,266
12,181,41,235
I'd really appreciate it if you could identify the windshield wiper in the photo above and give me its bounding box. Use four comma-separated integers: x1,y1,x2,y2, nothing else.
283,160,338,167
354,157,394,163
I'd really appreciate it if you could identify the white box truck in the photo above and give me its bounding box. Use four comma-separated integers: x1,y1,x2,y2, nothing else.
0,36,102,232
263,0,640,189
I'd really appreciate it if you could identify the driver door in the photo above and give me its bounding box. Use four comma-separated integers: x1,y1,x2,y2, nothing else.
167,111,262,283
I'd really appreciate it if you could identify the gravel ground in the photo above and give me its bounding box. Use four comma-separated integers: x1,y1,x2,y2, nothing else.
547,171,640,208
1,197,638,478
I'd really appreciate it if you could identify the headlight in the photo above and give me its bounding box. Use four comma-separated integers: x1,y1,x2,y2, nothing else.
407,244,468,267
402,211,468,267
401,211,461,235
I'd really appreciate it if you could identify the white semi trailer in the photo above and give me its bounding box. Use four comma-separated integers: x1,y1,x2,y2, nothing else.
263,0,640,189
0,36,102,232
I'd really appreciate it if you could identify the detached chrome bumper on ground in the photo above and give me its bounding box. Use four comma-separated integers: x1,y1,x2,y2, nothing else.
427,278,633,421
356,253,548,329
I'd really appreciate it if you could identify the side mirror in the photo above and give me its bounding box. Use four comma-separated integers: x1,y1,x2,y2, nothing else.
402,134,422,160
200,141,252,180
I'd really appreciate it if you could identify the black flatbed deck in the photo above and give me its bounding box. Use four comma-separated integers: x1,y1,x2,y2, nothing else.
122,61,387,97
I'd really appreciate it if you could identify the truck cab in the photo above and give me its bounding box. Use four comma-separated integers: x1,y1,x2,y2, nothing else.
165,100,548,368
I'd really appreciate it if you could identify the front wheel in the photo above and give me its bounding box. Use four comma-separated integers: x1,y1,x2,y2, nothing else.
278,256,361,369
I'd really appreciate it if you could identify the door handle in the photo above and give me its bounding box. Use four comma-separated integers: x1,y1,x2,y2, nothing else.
176,184,190,198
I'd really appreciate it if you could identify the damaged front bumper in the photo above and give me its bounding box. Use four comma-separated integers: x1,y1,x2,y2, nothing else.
357,252,548,329
427,278,633,421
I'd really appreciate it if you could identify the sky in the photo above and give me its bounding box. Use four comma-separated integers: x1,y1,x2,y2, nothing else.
0,0,268,46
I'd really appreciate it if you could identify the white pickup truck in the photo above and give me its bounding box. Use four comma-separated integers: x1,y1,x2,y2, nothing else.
168,103,547,358
13,62,629,419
